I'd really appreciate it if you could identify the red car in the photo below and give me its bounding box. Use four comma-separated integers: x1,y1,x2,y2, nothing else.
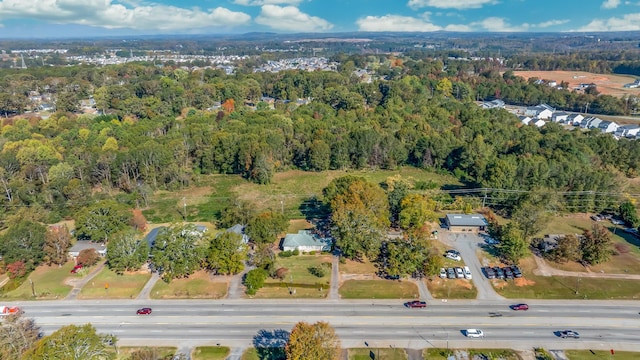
405,301,427,308
136,307,152,315
70,264,84,273
511,303,529,311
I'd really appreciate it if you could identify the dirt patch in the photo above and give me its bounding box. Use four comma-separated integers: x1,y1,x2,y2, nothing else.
513,70,639,97
455,279,473,289
514,277,535,287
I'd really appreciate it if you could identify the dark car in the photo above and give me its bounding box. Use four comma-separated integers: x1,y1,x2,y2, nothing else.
405,300,427,308
70,264,84,274
484,267,496,279
558,330,580,338
511,266,523,278
447,268,456,279
510,303,529,311
494,267,505,279
136,307,152,315
503,267,514,279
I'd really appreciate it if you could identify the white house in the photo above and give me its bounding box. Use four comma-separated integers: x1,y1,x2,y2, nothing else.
551,112,569,123
524,105,553,119
518,115,532,125
532,118,546,127
580,116,602,129
566,114,584,126
615,124,640,138
281,230,332,252
68,241,107,258
597,121,619,134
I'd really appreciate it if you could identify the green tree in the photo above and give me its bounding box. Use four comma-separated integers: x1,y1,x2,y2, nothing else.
0,220,46,272
106,230,150,274
243,268,267,295
150,224,206,282
246,211,288,244
43,225,72,266
75,200,132,242
0,312,41,360
330,179,390,260
497,222,528,264
549,234,581,263
206,232,248,275
379,239,427,278
398,194,437,235
308,140,331,171
22,324,115,360
619,200,639,228
423,251,444,278
581,223,612,265
285,321,341,360
511,199,550,241
218,199,255,229
322,175,365,204
435,78,453,97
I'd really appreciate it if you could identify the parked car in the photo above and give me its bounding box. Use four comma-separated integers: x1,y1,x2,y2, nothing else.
465,329,484,338
484,267,496,279
463,266,472,279
504,267,514,279
558,330,580,338
439,268,447,278
494,267,505,279
70,264,84,274
511,266,522,278
405,300,427,308
447,268,456,279
136,307,152,315
510,303,529,311
445,252,461,261
455,267,464,278
484,237,499,245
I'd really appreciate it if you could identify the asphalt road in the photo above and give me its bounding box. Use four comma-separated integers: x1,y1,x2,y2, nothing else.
12,299,640,351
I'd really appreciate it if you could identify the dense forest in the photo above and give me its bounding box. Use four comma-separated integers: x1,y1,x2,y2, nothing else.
1,55,640,226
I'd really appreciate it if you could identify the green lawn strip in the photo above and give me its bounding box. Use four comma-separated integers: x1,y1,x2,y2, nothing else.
348,348,407,360
565,350,639,360
2,262,75,300
340,280,419,299
78,268,150,299
425,278,478,299
150,275,228,299
241,348,260,360
191,346,231,360
252,254,331,298
115,347,176,360
340,257,377,275
424,348,519,360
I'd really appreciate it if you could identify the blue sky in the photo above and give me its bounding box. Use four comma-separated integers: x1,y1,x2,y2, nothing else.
0,0,639,38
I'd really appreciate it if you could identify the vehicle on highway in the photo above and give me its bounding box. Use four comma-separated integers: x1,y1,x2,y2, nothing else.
465,329,484,338
558,330,580,338
447,268,456,279
463,266,472,279
439,268,447,278
0,306,21,316
405,300,427,308
70,264,84,273
455,267,464,278
510,304,529,311
136,307,152,315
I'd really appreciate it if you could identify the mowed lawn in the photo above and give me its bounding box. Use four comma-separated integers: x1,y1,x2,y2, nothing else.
425,277,478,299
78,268,150,299
348,348,407,360
191,346,230,360
565,350,640,360
115,347,177,360
493,257,640,300
425,348,520,360
151,270,228,299
253,254,332,298
2,262,75,300
340,280,419,299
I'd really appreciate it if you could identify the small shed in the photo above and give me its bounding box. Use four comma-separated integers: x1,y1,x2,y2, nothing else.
444,214,488,232
281,230,332,252
68,241,107,258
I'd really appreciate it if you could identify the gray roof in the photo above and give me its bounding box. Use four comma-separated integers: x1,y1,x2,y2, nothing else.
225,224,249,244
446,214,488,227
282,230,332,251
69,241,106,254
144,225,207,248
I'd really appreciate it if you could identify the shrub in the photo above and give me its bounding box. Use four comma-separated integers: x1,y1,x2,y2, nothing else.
292,249,299,256
308,266,326,278
278,250,294,258
6,261,27,279
244,268,268,295
309,251,316,255
77,248,100,266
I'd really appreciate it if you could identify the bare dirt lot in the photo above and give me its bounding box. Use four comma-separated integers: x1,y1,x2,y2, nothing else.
513,70,640,97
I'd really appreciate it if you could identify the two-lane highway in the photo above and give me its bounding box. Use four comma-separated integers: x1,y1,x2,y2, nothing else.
11,299,640,350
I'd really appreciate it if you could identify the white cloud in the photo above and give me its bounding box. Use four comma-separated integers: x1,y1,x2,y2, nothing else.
535,19,569,28
357,14,442,32
577,13,640,31
234,0,303,5
255,5,332,32
0,0,251,30
602,0,621,8
408,0,497,10
473,17,530,32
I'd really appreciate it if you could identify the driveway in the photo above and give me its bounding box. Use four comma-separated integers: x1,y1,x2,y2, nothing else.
440,232,504,300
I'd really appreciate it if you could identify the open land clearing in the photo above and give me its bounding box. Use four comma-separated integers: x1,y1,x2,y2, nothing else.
513,70,639,97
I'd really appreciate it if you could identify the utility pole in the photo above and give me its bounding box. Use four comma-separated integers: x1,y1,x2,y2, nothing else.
182,197,187,221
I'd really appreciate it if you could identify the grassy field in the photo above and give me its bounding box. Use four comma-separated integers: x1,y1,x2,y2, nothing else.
115,347,176,360
425,277,478,299
150,270,228,299
340,280,419,299
191,346,230,360
565,350,639,360
348,348,407,360
1,262,75,300
253,254,332,298
493,257,640,299
513,70,639,97
78,268,150,299
424,348,520,360
340,257,378,275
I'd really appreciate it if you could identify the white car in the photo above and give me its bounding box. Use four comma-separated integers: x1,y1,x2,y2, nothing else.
465,329,484,338
463,266,472,279
445,253,462,261
455,267,464,278
439,268,447,278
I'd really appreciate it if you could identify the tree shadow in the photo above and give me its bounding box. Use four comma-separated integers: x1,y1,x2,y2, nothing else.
298,196,330,221
253,328,290,360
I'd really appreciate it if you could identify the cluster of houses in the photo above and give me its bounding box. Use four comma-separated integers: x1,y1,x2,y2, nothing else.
253,57,338,73
480,100,640,140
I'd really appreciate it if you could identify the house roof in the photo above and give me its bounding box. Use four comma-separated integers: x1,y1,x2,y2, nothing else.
282,230,332,249
445,214,488,227
69,241,106,254
144,224,207,248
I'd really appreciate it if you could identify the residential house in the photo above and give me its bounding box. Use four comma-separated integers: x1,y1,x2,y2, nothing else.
566,114,584,126
281,230,332,252
480,99,505,109
551,112,569,123
144,225,207,249
524,104,553,119
580,116,602,129
444,214,488,232
226,224,249,244
531,118,546,127
518,115,532,125
597,120,619,134
68,241,107,258
615,124,640,138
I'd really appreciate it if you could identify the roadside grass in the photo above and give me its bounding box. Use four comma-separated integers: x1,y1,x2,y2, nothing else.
191,346,230,360
348,348,407,360
1,262,75,300
78,268,150,299
424,348,519,360
565,350,639,360
287,219,314,233
115,347,176,360
340,257,378,275
340,280,419,299
252,254,332,299
241,348,260,360
425,277,478,299
493,257,640,299
150,270,228,299
241,347,285,360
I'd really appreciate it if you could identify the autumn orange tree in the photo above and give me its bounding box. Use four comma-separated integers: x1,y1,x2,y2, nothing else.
285,321,341,360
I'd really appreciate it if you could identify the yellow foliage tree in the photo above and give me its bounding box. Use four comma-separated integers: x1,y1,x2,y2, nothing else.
285,321,341,360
